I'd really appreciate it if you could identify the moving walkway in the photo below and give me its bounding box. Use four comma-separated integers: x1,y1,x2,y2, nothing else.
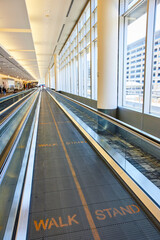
0,89,36,124
0,89,159,239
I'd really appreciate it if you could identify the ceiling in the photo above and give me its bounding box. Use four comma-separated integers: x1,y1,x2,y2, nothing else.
0,0,88,81
0,45,34,80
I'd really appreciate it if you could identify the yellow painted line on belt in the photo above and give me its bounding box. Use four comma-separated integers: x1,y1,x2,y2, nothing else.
17,145,25,149
39,122,52,125
47,101,100,240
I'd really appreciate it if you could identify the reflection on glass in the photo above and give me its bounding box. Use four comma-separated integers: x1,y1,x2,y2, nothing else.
123,1,147,111
51,90,160,191
151,0,160,115
126,0,139,10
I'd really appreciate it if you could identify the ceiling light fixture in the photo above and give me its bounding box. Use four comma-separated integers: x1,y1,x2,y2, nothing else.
8,50,35,52
16,59,37,61
45,10,50,18
0,28,31,33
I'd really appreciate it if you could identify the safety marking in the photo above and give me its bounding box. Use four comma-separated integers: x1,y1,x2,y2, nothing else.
66,141,87,145
39,122,52,125
17,145,25,149
47,101,101,240
34,214,79,231
38,143,58,148
95,205,140,220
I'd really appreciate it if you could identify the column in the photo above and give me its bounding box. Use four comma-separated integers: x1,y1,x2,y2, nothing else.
49,69,51,88
54,54,60,91
45,75,47,87
97,0,119,117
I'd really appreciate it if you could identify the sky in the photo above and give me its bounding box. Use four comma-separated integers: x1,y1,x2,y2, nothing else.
127,3,160,45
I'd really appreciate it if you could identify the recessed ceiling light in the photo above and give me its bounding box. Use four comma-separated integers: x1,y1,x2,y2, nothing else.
45,10,50,17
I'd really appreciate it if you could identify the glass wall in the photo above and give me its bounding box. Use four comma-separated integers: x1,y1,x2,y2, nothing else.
50,65,55,89
91,0,97,100
126,0,139,9
151,0,160,114
59,0,97,100
123,1,147,110
120,0,160,116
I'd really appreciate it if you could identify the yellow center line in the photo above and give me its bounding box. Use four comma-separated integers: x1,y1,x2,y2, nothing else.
47,100,100,240
39,122,52,125
17,145,25,149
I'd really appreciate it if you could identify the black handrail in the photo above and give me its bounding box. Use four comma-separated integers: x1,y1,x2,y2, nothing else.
50,89,160,148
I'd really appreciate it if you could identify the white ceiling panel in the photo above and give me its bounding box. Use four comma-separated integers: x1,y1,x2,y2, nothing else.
0,32,35,50
0,0,88,81
25,0,71,78
0,0,40,80
0,0,30,28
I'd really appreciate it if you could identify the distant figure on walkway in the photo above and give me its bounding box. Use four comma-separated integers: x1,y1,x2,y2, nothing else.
2,85,6,95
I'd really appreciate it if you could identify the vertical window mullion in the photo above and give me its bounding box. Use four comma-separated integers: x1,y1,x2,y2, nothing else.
77,24,80,95
122,17,128,107
90,0,92,99
150,0,160,115
118,15,125,107
143,0,156,114
84,48,87,97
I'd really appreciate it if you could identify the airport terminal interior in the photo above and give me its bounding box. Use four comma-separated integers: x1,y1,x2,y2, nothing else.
0,0,160,239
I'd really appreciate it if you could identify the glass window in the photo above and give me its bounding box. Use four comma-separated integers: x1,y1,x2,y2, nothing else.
123,1,147,111
71,60,74,93
75,56,79,95
86,32,90,46
50,66,55,89
93,40,97,100
86,47,91,98
59,0,97,100
125,0,139,11
150,0,160,115
79,52,85,96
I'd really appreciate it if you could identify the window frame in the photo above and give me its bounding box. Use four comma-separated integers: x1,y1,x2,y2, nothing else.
119,0,160,117
58,0,97,100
